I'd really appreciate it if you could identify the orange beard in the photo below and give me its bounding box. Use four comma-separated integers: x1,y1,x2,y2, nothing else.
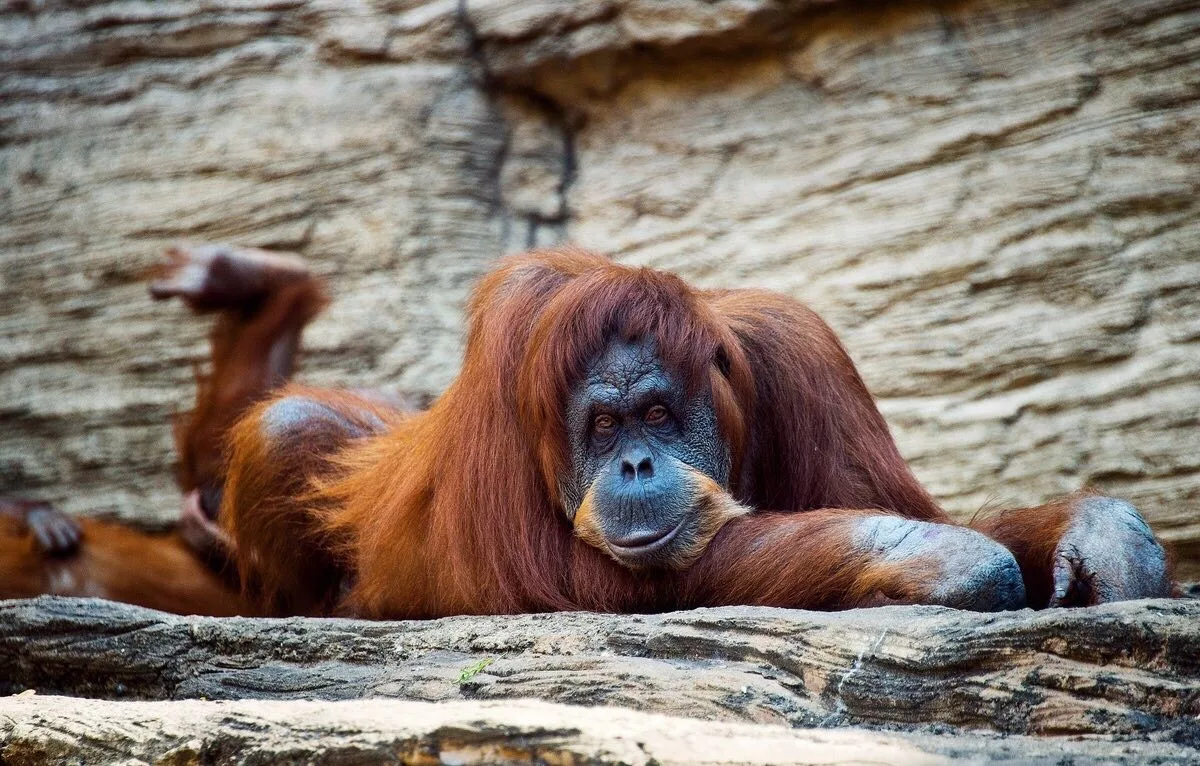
573,466,750,570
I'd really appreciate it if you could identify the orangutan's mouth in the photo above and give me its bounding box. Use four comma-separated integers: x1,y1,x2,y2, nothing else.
604,519,686,566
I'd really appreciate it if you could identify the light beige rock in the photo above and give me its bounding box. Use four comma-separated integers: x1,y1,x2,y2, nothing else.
0,0,527,525
1,0,1197,575
5,694,1198,765
0,696,953,766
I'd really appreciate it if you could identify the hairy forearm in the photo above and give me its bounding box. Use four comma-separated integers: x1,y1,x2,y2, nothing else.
680,508,1027,612
679,509,881,609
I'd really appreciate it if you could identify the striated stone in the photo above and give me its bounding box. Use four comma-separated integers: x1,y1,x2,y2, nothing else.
2,597,1198,743
2,597,1199,762
1,0,1197,580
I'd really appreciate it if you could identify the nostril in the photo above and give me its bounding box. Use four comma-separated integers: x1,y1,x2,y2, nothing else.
637,457,654,480
620,460,636,482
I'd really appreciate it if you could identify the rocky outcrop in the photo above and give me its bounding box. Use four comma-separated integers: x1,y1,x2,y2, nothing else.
1,0,1197,574
3,597,1199,739
2,597,1199,763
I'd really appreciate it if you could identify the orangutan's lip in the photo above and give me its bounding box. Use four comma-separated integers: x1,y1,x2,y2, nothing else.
605,519,684,561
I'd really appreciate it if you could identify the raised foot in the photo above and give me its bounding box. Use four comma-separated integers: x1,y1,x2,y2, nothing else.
856,517,1026,611
0,498,81,557
149,242,311,312
1051,496,1172,607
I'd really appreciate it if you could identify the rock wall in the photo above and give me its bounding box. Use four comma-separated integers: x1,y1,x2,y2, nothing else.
1,1,1197,571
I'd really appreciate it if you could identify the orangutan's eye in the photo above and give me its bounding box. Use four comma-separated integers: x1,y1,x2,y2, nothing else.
593,414,617,434
644,405,669,426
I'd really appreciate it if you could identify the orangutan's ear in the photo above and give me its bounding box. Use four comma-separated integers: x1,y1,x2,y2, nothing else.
714,346,732,379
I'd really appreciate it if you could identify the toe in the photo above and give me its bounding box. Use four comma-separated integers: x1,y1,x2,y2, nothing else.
1049,550,1096,608
53,518,81,554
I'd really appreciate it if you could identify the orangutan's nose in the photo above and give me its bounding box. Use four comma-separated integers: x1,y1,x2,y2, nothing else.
620,454,655,483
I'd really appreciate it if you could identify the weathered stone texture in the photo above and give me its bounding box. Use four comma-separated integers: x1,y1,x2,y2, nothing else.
1,597,1199,763
1,1,1197,572
6,695,1199,765
0,0,513,524
4,597,1200,740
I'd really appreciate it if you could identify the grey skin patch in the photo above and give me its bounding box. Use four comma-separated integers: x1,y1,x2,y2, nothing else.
561,337,732,568
1052,497,1171,606
855,517,1026,611
261,396,385,444
561,337,730,520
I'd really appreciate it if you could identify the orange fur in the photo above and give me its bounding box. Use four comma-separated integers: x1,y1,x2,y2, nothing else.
222,247,962,618
0,516,245,616
175,276,328,497
0,245,329,616
9,246,1174,618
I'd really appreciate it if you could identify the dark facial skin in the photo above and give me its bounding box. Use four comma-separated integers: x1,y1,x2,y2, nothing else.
561,337,731,568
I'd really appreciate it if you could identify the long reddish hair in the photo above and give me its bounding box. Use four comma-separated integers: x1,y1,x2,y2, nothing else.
277,247,941,617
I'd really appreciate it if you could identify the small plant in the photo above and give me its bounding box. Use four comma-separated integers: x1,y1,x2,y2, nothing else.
457,657,495,683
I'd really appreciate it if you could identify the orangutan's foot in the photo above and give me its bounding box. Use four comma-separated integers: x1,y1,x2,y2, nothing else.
149,242,312,312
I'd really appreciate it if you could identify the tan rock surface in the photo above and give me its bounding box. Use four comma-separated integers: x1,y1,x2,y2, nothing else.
1,0,1197,573
2,597,1199,763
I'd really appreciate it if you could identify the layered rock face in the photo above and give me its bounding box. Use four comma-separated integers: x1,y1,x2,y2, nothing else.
2,597,1199,763
1,0,1197,578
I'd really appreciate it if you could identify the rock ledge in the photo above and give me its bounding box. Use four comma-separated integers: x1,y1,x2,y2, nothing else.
1,596,1198,763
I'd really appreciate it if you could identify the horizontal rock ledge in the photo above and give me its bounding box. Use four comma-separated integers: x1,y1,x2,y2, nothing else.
4,694,1199,765
1,596,1197,745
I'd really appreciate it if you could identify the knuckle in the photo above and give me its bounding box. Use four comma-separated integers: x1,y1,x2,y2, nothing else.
971,545,1021,585
935,537,1025,610
1077,496,1148,531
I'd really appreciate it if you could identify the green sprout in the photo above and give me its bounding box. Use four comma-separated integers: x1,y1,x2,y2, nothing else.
457,657,495,683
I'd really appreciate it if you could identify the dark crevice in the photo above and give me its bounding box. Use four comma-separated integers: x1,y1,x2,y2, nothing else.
456,0,577,248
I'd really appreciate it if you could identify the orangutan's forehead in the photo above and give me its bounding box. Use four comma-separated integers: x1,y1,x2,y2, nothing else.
596,335,658,369
584,337,673,402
